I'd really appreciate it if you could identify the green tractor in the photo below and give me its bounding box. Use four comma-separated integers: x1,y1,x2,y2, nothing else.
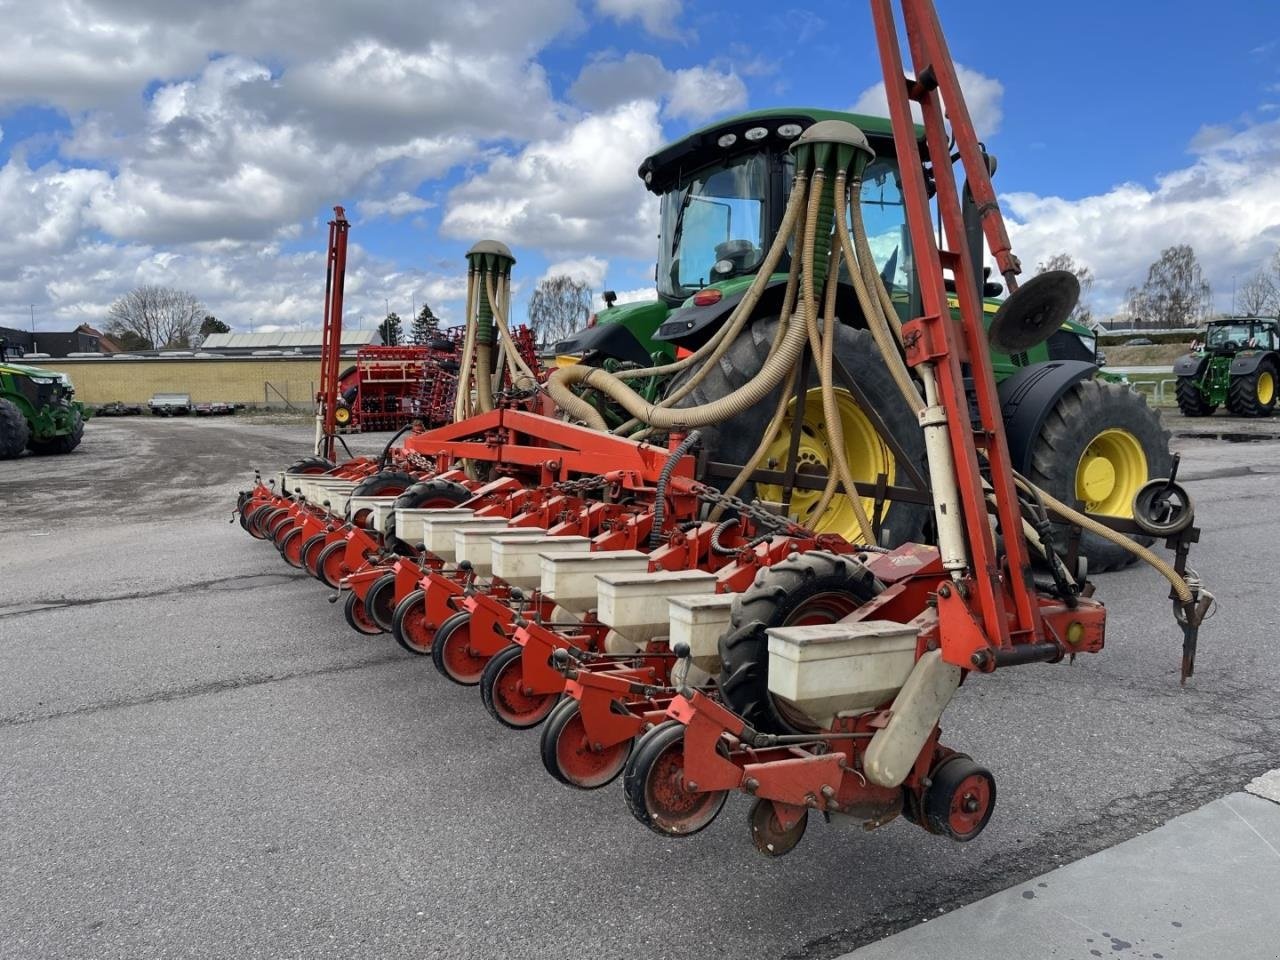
554,107,1171,571
0,359,88,459
1173,316,1279,418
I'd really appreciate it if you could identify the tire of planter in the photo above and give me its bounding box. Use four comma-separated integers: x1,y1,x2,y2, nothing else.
1027,378,1172,573
27,408,84,455
393,479,473,510
1174,376,1216,417
1227,358,1279,418
286,456,336,475
0,398,30,459
718,550,882,735
349,470,417,499
667,318,929,548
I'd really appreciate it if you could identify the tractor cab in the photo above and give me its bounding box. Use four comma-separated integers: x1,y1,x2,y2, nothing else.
1201,317,1279,354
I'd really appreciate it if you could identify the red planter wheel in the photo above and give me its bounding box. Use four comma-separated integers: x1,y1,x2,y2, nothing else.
431,612,489,686
623,720,727,837
343,592,383,636
279,528,305,568
540,699,632,790
480,645,558,730
391,589,434,655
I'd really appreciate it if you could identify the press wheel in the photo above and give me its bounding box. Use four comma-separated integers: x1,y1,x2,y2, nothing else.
623,720,727,837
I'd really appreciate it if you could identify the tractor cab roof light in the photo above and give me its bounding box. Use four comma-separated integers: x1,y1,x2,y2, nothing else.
777,123,803,138
744,126,768,141
716,133,737,148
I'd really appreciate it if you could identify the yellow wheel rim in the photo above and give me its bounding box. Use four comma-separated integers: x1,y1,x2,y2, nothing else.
1074,428,1147,517
757,388,893,537
1258,370,1275,406
334,407,351,425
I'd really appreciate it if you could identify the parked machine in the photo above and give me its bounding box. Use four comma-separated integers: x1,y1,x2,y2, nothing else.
236,0,1212,856
1174,316,1279,418
0,360,87,458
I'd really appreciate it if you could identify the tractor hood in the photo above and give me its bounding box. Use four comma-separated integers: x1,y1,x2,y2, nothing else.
553,299,672,365
0,361,71,386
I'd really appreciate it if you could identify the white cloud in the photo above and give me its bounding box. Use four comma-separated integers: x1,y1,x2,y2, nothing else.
569,55,747,124
1002,117,1280,314
542,256,609,289
441,100,664,259
360,193,435,221
594,0,683,38
666,66,748,123
851,63,1004,138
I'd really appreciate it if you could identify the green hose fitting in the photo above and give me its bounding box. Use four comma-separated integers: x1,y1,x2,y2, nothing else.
790,120,877,296
466,239,516,346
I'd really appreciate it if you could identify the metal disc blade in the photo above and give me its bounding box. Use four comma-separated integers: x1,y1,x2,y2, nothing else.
987,270,1080,352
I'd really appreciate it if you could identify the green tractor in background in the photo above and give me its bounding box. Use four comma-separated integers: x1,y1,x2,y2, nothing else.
554,107,1171,571
1174,316,1279,418
0,359,88,459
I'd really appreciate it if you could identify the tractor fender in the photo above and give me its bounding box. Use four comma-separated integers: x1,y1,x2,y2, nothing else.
553,322,652,366
1228,351,1275,376
997,360,1099,474
1172,354,1207,378
654,277,789,346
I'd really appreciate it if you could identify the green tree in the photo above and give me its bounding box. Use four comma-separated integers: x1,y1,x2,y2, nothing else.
410,303,439,344
199,315,230,337
528,275,593,347
379,311,403,346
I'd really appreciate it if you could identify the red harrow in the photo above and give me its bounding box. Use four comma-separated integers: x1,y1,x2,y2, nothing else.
234,0,1213,856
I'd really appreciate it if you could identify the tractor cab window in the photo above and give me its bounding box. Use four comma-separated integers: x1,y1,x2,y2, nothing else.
854,158,913,304
1207,323,1261,350
659,153,768,298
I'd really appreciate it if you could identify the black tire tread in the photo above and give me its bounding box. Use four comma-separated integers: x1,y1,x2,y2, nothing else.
719,551,881,735
0,398,30,459
1175,376,1215,417
1227,358,1278,418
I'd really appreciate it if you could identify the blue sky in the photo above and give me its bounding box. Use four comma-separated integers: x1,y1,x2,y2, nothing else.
2,0,1278,337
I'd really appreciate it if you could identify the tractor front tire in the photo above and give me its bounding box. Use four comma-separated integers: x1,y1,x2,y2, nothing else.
718,551,881,735
1028,379,1172,573
0,398,30,459
1227,358,1278,418
1175,377,1216,417
28,409,84,455
669,319,930,548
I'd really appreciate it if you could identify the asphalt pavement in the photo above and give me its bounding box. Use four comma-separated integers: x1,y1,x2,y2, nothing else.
1,415,1278,960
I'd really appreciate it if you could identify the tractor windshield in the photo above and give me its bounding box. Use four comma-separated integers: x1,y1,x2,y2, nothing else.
660,153,769,297
656,151,913,304
1207,322,1275,350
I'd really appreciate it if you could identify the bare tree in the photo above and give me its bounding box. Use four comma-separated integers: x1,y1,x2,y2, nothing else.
106,286,207,349
1035,253,1095,326
528,275,593,346
1126,245,1212,329
1237,271,1277,316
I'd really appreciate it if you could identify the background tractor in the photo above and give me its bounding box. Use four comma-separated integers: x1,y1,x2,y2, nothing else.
0,360,87,459
555,107,1171,571
1174,316,1279,418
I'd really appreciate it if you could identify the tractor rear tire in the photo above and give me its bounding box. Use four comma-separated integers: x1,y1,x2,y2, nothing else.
1028,379,1172,573
1175,377,1216,417
28,409,84,455
0,398,30,459
394,479,472,510
1227,358,1278,418
669,319,929,548
718,551,882,735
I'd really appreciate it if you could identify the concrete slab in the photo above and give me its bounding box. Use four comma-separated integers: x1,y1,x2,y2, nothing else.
840,792,1280,960
1246,767,1280,805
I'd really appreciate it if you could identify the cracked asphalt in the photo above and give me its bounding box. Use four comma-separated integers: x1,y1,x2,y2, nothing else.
1,415,1278,960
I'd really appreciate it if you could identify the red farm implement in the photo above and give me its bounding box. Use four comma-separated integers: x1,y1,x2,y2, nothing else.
236,0,1212,857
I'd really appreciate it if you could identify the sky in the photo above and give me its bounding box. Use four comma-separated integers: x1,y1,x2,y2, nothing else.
1,0,1279,337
